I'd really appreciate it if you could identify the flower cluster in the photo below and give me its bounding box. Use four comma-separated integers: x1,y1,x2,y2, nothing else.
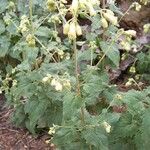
125,78,134,87
48,125,57,135
102,121,111,133
131,2,141,11
120,29,137,51
71,0,100,16
26,34,36,47
140,0,149,5
42,74,71,91
46,0,56,11
63,21,82,40
143,23,150,33
101,9,118,28
18,15,30,34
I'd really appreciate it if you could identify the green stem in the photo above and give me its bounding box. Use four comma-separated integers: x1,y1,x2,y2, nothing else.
73,39,85,124
29,0,34,33
118,5,132,23
73,39,80,94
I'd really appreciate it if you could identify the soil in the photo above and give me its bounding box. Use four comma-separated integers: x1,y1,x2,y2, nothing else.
0,95,54,150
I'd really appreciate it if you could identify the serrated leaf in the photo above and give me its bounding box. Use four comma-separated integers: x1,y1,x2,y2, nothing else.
63,93,84,121
0,0,8,13
81,127,108,150
35,26,52,37
0,19,5,34
0,36,10,57
100,41,120,67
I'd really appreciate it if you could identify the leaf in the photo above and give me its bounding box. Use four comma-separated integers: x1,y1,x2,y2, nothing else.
53,127,82,150
0,19,5,34
35,26,52,37
91,14,101,31
140,108,150,149
63,93,84,121
83,71,110,105
0,36,10,57
0,0,8,13
81,127,108,150
24,97,48,133
100,41,120,67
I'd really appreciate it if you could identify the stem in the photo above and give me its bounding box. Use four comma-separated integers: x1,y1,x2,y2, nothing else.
73,39,85,124
55,1,67,23
29,0,34,33
118,5,132,23
90,48,93,66
34,36,57,63
73,39,80,94
132,79,142,91
102,0,105,9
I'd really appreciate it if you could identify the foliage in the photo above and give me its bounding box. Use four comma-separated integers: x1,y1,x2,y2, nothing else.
0,0,150,150
136,49,150,83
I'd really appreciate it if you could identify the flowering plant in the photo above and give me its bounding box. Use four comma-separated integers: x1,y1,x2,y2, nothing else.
0,0,150,149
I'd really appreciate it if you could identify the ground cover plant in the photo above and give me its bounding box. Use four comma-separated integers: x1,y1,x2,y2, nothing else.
0,0,150,149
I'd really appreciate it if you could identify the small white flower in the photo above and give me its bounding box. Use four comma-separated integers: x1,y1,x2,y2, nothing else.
124,30,136,37
51,78,63,91
63,79,71,89
55,82,63,91
71,0,79,14
42,77,49,83
51,78,57,86
102,121,111,133
12,80,17,86
48,127,55,135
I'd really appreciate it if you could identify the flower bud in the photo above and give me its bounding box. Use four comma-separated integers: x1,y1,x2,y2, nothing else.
26,34,36,47
88,4,96,16
102,121,111,133
101,17,108,28
79,0,86,9
76,24,82,36
71,0,79,14
63,79,71,89
106,9,114,16
68,22,77,40
86,2,96,16
103,13,118,25
51,78,57,86
55,82,63,91
129,66,136,73
63,22,70,35
115,94,123,100
121,41,131,51
143,23,150,33
51,78,63,91
124,30,136,37
46,0,56,11
135,3,141,11
42,77,49,83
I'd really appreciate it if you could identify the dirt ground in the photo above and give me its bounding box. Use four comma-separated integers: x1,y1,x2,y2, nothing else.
0,94,54,150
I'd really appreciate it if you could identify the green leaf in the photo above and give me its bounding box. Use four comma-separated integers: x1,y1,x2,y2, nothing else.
81,127,108,150
91,14,101,31
0,0,8,13
35,26,52,37
63,93,84,121
140,109,150,149
0,19,5,34
100,41,120,67
0,36,10,57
